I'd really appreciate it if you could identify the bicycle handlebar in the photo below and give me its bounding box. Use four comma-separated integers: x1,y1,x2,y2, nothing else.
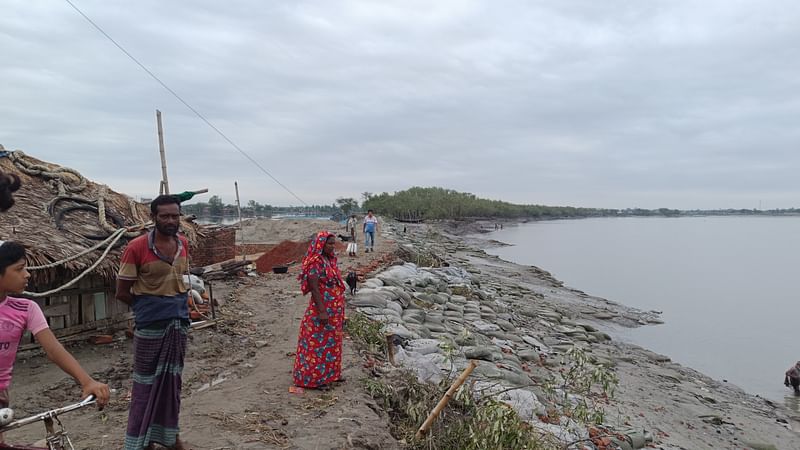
0,395,96,432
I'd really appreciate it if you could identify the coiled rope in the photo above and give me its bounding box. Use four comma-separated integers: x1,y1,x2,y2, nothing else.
9,150,87,196
8,151,150,297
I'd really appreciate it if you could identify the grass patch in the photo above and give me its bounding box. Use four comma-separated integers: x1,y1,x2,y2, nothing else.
364,371,558,450
345,310,387,354
397,245,445,267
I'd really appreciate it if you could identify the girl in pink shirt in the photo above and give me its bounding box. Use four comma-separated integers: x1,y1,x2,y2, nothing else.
0,241,109,416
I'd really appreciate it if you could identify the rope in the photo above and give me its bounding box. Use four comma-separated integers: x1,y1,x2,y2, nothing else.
129,197,144,224
8,152,159,297
47,195,95,217
9,151,87,195
96,185,119,235
22,229,127,298
55,205,127,240
27,228,126,270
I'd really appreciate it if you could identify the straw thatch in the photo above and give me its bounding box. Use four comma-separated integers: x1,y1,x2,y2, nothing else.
0,149,200,289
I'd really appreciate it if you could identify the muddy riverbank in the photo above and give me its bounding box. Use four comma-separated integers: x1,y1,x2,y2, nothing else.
370,220,800,449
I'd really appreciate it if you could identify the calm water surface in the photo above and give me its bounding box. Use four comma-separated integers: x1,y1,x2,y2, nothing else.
484,216,800,407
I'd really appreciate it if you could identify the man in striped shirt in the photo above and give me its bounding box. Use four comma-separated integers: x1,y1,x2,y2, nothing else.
117,195,190,450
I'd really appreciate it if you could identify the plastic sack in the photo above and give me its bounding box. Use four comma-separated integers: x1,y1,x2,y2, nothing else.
182,274,205,293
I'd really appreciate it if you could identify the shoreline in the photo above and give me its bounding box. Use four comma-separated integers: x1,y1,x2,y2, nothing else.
374,219,800,449
468,218,797,404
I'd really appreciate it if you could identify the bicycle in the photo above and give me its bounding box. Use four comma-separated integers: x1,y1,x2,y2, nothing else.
0,395,96,450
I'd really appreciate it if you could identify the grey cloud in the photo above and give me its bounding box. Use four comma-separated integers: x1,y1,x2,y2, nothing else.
2,0,800,209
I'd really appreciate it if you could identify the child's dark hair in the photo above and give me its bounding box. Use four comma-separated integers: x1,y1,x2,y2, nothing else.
150,194,181,215
0,171,21,212
0,241,26,274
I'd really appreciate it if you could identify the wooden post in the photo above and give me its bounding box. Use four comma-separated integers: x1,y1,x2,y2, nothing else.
156,110,170,195
208,281,216,320
415,360,478,439
385,334,396,365
234,181,244,260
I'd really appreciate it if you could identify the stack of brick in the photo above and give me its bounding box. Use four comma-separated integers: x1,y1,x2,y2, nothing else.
192,227,236,267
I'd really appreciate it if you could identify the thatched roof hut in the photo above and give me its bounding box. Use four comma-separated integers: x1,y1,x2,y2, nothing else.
0,148,198,291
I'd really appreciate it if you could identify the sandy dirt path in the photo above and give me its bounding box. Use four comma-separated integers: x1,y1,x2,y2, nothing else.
4,226,399,450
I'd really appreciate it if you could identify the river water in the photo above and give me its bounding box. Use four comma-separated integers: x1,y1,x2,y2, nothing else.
483,216,800,408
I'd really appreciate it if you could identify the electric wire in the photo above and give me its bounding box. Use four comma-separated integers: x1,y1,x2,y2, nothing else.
62,0,308,206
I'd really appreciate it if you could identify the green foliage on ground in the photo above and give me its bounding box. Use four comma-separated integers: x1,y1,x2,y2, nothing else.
364,372,557,450
345,311,387,354
360,346,620,450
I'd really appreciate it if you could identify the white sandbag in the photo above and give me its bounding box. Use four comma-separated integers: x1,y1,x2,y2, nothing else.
182,274,205,293
190,289,204,305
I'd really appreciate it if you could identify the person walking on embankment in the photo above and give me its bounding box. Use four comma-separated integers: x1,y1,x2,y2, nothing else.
363,210,378,253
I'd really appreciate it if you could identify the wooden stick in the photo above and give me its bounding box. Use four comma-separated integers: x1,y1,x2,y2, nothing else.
208,281,217,320
415,360,478,439
156,110,170,195
385,334,396,365
235,181,245,261
190,319,218,331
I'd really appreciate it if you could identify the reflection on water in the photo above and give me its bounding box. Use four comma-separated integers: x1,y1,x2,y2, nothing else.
784,393,800,433
785,391,800,415
484,216,800,403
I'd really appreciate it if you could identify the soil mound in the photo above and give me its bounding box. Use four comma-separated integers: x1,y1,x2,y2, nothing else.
255,240,309,273
255,239,352,273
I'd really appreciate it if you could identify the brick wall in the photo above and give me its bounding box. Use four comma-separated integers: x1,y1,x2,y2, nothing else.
192,227,236,267
235,243,276,255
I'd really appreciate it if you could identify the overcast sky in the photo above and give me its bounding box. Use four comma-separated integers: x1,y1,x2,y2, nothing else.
2,1,800,210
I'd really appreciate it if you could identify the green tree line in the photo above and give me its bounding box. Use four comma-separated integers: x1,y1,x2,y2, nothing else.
361,187,621,220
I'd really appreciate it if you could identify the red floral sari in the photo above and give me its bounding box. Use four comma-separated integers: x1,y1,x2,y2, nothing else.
293,231,346,388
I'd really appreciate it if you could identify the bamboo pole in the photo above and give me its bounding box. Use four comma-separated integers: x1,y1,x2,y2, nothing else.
156,110,170,195
234,181,244,260
415,360,478,439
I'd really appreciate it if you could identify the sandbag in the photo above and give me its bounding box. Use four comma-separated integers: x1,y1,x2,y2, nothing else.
182,274,205,293
190,289,204,305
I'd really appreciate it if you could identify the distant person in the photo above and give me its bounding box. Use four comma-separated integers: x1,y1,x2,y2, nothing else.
363,210,378,253
293,232,346,389
116,195,191,450
0,171,21,212
346,214,357,242
785,361,800,393
0,241,109,418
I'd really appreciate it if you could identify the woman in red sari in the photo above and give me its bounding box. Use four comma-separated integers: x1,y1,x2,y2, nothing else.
293,231,346,388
